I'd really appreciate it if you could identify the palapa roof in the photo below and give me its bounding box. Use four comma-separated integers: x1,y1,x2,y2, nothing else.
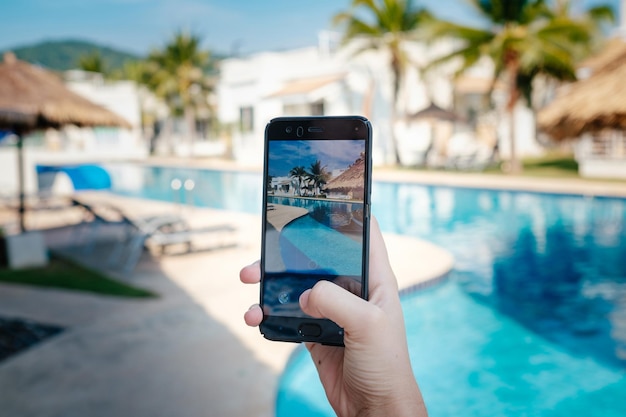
537,39,626,141
325,154,365,192
410,102,460,122
0,52,131,132
578,38,626,75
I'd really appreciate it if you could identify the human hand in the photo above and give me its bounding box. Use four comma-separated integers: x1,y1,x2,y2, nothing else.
240,217,427,417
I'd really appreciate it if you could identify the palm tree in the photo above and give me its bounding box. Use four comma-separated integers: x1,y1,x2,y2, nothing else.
424,0,614,173
307,160,331,196
266,175,274,194
333,0,433,165
146,31,211,144
78,51,106,74
110,59,157,139
289,165,307,196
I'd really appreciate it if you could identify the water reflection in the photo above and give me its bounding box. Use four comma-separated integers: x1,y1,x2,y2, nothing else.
373,183,626,368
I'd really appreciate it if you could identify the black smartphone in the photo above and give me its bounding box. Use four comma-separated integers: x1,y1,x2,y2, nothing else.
260,116,372,346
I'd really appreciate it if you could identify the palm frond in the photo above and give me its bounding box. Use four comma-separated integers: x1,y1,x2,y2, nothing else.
344,17,384,40
422,19,494,44
587,5,616,25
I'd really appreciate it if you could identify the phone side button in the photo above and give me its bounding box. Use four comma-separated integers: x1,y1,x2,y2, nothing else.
298,323,322,337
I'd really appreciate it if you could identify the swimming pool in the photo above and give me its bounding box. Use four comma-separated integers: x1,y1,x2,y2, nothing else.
268,196,364,276
106,164,626,416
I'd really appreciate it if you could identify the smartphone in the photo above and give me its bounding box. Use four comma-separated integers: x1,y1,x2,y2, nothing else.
260,116,372,345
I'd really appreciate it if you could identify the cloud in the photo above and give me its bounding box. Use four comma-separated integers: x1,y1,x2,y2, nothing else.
268,140,365,177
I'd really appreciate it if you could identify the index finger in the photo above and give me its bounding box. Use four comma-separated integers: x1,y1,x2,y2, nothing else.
240,260,261,284
367,216,398,295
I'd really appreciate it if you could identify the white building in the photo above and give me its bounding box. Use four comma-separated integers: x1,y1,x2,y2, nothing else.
216,32,541,168
64,70,146,160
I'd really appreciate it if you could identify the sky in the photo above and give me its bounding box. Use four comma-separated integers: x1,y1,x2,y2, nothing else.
268,140,364,178
0,0,621,56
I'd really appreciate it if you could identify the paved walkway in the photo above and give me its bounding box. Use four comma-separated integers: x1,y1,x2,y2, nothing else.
0,192,453,417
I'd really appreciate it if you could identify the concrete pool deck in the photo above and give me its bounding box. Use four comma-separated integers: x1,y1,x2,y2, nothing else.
0,162,624,416
0,190,453,417
265,203,308,232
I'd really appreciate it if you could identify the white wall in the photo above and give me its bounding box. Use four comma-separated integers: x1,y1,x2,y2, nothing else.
218,46,363,165
579,159,626,179
66,75,146,153
496,103,544,159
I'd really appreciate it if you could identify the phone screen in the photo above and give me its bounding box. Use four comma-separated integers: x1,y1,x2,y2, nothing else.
260,116,371,344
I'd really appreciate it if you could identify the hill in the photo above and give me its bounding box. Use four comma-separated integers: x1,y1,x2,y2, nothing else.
1,39,142,71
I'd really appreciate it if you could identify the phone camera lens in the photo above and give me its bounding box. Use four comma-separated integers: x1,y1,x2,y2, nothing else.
285,126,292,133
296,126,304,137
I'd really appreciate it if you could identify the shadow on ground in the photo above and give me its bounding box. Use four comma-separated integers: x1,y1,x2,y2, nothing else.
0,223,278,417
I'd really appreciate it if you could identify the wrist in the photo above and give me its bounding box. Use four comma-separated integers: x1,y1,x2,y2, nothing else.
355,378,427,417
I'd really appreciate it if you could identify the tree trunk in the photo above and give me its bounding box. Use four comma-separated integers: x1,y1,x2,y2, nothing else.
505,52,523,174
390,59,402,165
507,105,522,174
161,117,174,155
17,132,26,233
390,101,402,165
185,106,196,156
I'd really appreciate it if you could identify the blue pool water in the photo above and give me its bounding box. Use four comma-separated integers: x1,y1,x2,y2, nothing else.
279,215,361,275
105,164,626,416
268,196,364,276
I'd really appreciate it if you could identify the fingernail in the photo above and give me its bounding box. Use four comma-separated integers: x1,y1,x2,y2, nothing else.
299,289,311,310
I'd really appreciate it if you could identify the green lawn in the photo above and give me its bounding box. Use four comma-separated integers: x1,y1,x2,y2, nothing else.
518,154,579,178
0,256,156,298
483,153,580,178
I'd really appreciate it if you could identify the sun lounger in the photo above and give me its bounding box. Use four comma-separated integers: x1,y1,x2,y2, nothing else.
70,198,237,273
443,132,497,171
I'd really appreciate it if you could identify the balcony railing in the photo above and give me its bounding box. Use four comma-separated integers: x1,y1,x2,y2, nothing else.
578,130,626,160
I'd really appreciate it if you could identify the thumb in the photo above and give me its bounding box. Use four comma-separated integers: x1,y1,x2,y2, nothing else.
300,280,380,340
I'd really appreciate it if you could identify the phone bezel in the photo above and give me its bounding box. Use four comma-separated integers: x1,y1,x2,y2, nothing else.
260,116,372,346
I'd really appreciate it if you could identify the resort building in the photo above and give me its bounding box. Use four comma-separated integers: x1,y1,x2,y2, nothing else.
216,32,542,168
269,176,296,196
63,70,146,160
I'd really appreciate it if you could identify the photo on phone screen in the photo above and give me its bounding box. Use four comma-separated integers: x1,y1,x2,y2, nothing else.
260,116,371,344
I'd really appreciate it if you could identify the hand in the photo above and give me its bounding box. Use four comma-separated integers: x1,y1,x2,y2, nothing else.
240,217,427,417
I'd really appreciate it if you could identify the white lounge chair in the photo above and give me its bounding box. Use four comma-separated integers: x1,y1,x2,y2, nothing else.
70,198,237,273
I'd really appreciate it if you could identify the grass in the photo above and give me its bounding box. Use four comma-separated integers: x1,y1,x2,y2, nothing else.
0,255,156,298
483,153,580,178
519,154,579,178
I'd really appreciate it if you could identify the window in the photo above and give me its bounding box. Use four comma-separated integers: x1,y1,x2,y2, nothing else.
310,100,324,116
240,106,254,132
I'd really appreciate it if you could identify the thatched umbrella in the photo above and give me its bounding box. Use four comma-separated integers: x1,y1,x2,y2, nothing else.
325,154,366,200
407,102,461,161
410,102,460,122
0,52,131,232
537,39,626,141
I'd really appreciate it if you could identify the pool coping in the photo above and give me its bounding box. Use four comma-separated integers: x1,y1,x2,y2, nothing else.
137,157,626,199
